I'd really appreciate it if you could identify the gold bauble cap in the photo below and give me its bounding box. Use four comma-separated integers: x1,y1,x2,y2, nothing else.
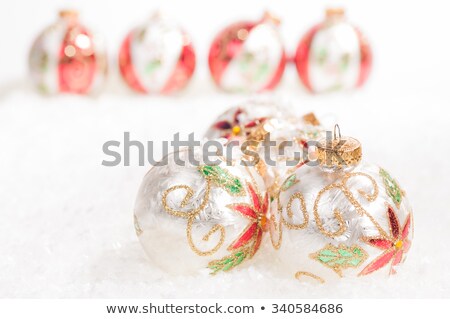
302,112,321,126
325,7,345,19
316,125,362,171
59,9,79,20
261,11,281,25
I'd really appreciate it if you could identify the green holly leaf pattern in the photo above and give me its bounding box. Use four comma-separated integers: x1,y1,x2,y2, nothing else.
208,249,249,274
380,168,403,208
280,174,299,192
310,244,368,277
199,165,245,197
145,59,161,75
316,48,328,65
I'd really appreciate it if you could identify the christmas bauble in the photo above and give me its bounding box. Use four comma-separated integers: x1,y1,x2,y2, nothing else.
29,10,107,95
134,144,268,275
270,127,413,283
295,8,372,93
119,12,196,94
208,12,286,92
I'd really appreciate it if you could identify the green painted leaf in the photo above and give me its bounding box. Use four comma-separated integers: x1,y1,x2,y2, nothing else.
208,248,249,275
338,249,353,257
320,250,338,257
353,247,364,257
310,244,368,277
380,168,403,208
281,174,299,192
145,60,161,74
199,165,245,197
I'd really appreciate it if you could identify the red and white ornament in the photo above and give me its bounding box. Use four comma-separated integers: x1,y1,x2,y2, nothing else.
29,10,107,95
208,12,286,92
119,12,196,94
295,8,372,93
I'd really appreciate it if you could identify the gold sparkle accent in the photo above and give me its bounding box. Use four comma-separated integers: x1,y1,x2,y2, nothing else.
395,240,403,249
237,29,249,41
231,125,241,135
312,172,389,238
283,193,308,230
295,271,325,284
162,181,226,256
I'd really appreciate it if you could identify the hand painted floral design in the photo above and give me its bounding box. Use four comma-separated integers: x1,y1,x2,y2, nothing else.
227,183,269,255
213,108,266,139
199,165,245,197
380,168,404,208
359,205,412,276
208,183,268,274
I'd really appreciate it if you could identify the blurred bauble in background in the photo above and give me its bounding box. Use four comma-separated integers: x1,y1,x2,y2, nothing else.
29,10,107,95
203,99,324,192
295,8,372,93
119,12,196,94
134,143,269,275
203,98,292,140
208,11,286,93
269,127,413,283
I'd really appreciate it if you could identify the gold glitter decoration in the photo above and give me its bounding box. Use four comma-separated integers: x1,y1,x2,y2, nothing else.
162,181,226,256
312,172,388,238
283,193,309,230
270,171,390,255
295,271,325,284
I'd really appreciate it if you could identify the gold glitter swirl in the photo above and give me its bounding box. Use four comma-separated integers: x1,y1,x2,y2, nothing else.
313,172,388,238
294,271,325,284
162,181,226,256
269,203,283,250
283,192,309,230
162,184,210,218
186,217,226,256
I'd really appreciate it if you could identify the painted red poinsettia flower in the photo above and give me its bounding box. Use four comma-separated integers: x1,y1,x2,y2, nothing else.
214,108,266,139
359,205,412,276
226,183,269,256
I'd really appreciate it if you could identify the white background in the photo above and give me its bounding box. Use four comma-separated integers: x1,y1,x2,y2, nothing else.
0,0,449,298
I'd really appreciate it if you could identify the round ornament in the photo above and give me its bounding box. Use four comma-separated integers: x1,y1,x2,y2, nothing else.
269,126,413,283
134,143,268,275
29,10,107,95
119,12,196,94
295,8,372,93
208,12,286,92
